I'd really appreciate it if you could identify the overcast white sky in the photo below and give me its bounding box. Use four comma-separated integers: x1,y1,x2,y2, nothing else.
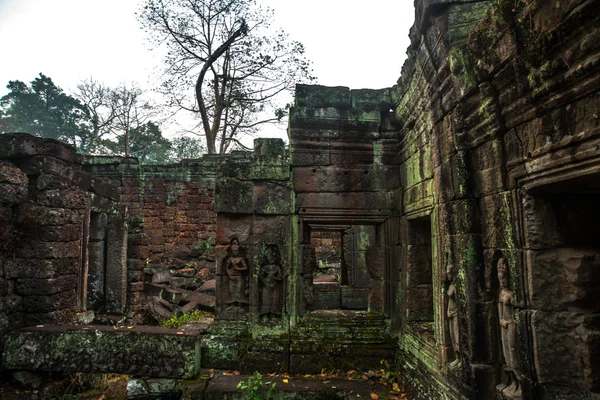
0,0,415,141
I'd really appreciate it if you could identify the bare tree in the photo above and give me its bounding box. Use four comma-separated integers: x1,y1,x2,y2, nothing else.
75,78,117,152
138,0,315,153
110,83,157,157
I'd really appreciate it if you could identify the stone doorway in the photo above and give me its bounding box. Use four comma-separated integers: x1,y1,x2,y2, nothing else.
300,218,390,315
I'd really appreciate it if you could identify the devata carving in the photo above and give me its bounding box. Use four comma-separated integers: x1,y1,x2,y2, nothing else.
259,245,283,318
224,238,249,304
446,260,461,369
497,257,522,399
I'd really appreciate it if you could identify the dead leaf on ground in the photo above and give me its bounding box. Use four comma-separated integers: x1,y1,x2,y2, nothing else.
370,393,379,400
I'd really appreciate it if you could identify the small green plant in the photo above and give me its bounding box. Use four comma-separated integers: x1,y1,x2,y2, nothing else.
194,237,213,254
145,257,152,265
159,310,213,328
236,371,276,400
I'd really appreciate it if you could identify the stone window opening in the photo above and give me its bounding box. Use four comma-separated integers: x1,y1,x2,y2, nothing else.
311,230,344,285
405,215,435,340
304,224,375,311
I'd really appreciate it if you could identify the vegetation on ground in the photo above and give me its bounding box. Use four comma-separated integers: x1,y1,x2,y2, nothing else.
159,309,214,329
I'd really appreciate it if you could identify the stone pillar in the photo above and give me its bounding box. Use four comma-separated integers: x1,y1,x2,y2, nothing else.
105,210,128,314
87,212,107,311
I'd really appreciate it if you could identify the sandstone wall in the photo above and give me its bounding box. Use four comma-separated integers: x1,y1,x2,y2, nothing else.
393,0,600,398
0,134,118,365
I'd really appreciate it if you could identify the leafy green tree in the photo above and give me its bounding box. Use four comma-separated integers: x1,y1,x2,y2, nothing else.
127,121,171,164
168,136,205,161
0,73,90,150
138,0,315,154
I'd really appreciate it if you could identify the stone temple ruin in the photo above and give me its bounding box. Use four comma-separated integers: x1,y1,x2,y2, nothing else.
1,0,599,398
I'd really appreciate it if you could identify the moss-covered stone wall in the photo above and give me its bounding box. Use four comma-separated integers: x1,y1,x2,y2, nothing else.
391,0,600,398
0,133,120,368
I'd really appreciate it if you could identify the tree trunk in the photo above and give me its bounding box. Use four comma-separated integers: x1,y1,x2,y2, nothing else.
195,26,244,154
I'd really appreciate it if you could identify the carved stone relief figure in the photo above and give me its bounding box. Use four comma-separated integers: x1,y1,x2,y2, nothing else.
446,260,461,369
259,245,283,318
224,238,249,304
497,257,522,399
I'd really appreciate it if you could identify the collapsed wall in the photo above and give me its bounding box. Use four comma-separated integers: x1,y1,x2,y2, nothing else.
83,156,219,319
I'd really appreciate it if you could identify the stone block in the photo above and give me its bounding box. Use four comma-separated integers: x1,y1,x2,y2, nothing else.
0,182,28,204
4,258,79,279
293,165,400,193
526,248,600,312
90,177,119,201
329,141,374,166
290,140,330,166
438,198,481,236
215,178,253,214
253,215,291,245
530,310,591,390
365,247,385,280
311,284,341,310
368,280,385,314
36,189,89,209
0,162,28,185
216,214,253,244
253,181,293,215
34,224,83,242
351,88,392,112
89,212,108,241
4,295,23,313
15,275,77,296
201,335,245,370
295,85,350,109
340,287,369,310
16,240,80,259
479,192,515,249
22,289,77,313
22,205,83,226
296,191,394,212
300,245,316,275
240,352,288,374
2,325,202,379
0,133,82,163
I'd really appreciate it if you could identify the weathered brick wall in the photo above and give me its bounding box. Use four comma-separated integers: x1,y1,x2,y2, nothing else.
393,0,600,399
310,231,341,267
84,158,219,316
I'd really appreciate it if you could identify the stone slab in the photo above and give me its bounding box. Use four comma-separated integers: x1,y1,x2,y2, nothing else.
1,324,202,379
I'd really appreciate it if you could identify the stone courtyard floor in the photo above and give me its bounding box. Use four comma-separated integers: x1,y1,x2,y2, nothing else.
0,369,410,399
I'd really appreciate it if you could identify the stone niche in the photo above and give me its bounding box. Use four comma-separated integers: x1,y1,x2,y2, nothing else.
523,175,600,398
405,215,434,336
